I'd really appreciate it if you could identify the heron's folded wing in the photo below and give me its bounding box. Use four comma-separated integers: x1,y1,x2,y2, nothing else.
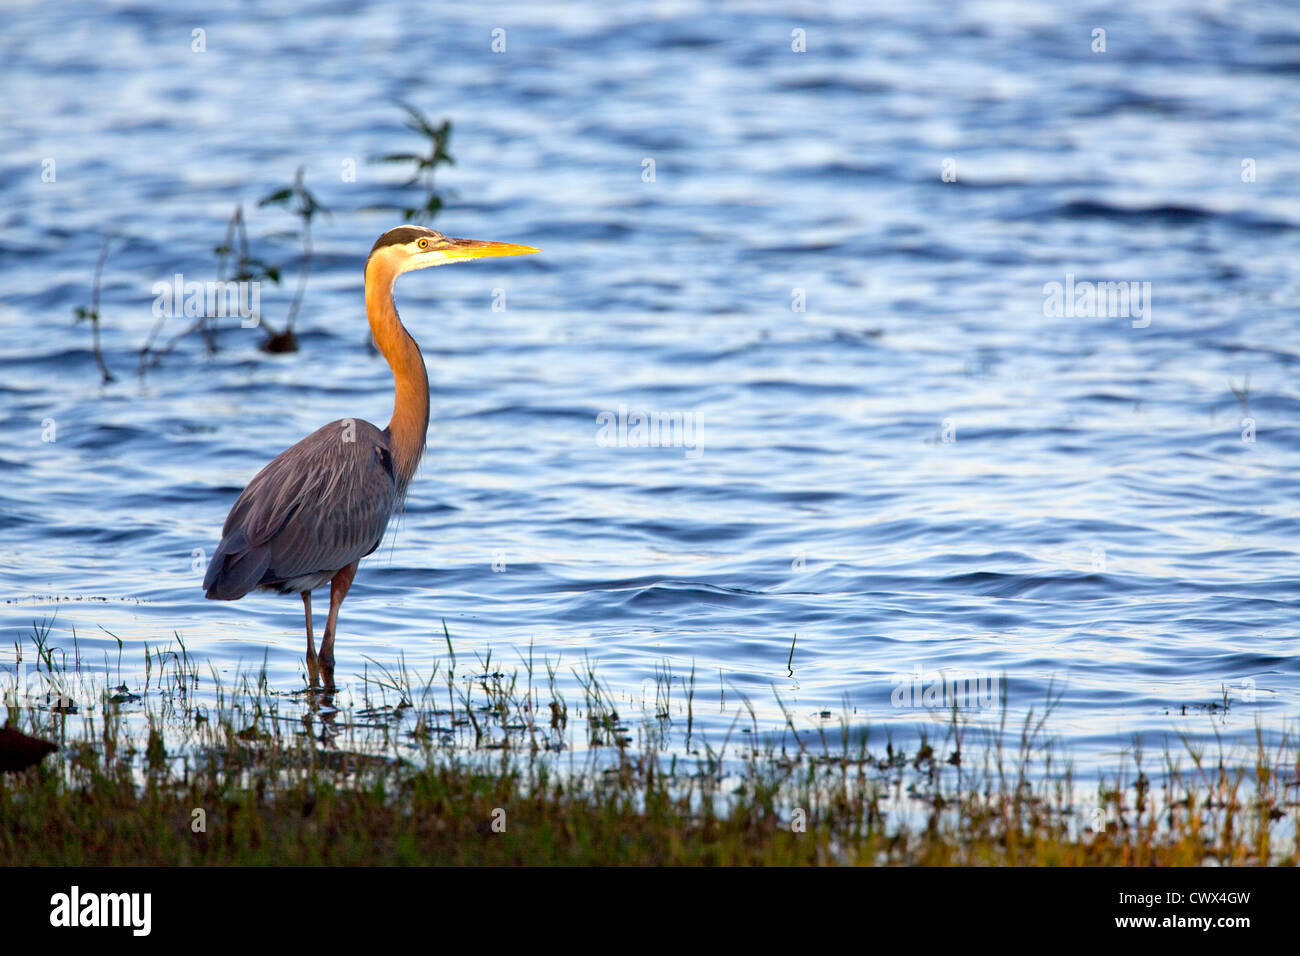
217,420,398,586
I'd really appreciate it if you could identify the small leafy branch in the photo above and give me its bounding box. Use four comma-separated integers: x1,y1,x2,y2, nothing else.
258,167,329,353
214,204,281,320
80,105,464,382
73,236,117,384
1229,375,1250,416
371,103,455,222
137,170,325,368
139,205,282,371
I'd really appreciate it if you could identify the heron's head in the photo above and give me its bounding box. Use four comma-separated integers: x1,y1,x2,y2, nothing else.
367,225,539,279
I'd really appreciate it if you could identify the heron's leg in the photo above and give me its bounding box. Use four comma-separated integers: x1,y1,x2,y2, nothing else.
319,561,358,689
303,591,320,688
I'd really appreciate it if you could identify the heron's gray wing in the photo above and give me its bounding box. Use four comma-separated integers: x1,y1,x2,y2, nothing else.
203,419,398,599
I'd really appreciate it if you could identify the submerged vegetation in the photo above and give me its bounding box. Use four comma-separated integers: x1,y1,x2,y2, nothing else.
76,103,454,373
71,236,117,384
255,167,330,353
369,103,456,223
2,623,1295,866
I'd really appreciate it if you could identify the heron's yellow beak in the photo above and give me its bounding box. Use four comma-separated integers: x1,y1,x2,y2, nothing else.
443,238,541,260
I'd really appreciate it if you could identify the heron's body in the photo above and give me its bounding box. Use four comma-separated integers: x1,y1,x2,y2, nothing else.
202,418,398,599
203,225,538,687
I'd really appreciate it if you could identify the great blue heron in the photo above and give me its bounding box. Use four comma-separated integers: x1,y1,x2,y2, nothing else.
203,225,540,688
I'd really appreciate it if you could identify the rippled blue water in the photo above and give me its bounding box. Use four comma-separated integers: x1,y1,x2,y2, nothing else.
2,0,1298,780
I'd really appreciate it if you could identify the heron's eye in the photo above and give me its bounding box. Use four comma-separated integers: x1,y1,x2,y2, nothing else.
417,238,429,250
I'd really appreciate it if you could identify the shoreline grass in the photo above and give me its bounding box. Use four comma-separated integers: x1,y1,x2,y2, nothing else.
2,627,1296,865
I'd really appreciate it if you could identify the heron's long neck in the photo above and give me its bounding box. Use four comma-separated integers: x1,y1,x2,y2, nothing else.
365,261,429,491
